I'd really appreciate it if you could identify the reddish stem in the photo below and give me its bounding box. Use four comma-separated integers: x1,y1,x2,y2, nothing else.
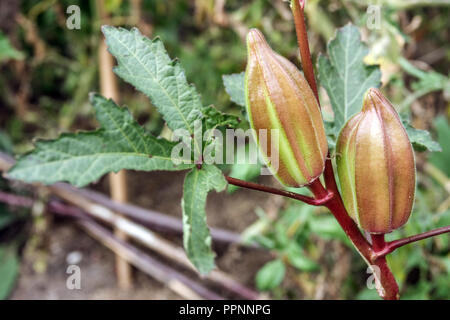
291,0,319,102
371,233,386,252
374,225,450,259
225,176,333,206
308,180,373,260
291,2,400,299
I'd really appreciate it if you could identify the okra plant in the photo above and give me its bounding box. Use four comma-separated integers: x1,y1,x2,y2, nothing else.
6,1,449,300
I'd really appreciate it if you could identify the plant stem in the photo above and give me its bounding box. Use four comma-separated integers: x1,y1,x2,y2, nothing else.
291,1,400,299
225,176,333,205
291,0,319,102
371,233,386,252
374,225,450,259
308,179,400,299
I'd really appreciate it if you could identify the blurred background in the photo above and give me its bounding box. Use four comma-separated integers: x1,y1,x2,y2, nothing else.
0,0,449,300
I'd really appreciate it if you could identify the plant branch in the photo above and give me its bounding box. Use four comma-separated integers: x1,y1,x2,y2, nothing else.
371,233,386,252
225,176,333,205
291,0,319,102
374,225,450,259
290,1,338,192
291,1,400,299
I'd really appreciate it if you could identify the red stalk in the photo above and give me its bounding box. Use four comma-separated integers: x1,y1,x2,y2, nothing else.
225,176,333,206
291,0,400,299
374,225,450,259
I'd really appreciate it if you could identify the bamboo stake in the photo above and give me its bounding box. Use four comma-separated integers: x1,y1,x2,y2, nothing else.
97,0,132,289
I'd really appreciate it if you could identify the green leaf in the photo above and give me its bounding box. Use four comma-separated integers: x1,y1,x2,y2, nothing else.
102,26,203,136
8,94,193,187
255,259,285,291
222,72,246,108
227,162,261,193
324,120,337,151
398,57,450,107
309,215,350,245
0,31,24,62
318,24,381,137
403,121,441,152
429,116,450,176
285,243,319,272
202,105,240,132
0,245,19,299
182,165,227,274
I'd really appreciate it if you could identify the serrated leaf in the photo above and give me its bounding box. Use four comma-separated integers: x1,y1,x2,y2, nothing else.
222,72,246,108
202,105,240,132
102,26,203,136
8,94,193,187
403,121,441,152
0,245,19,299
255,259,285,291
318,24,381,137
182,165,227,274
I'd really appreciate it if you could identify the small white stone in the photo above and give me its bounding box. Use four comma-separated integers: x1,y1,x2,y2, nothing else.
66,251,82,265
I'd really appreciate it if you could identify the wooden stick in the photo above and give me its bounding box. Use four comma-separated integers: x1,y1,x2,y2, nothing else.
97,0,132,289
0,152,248,246
0,191,232,299
63,183,251,246
79,219,225,300
0,192,222,299
0,155,259,298
47,188,260,299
